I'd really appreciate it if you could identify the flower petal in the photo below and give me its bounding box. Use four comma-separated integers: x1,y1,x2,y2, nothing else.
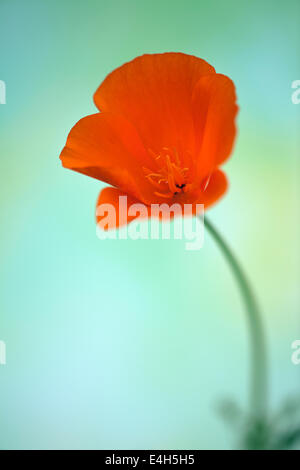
192,73,238,180
59,112,155,203
94,53,215,160
196,169,228,209
96,187,148,229
96,171,227,231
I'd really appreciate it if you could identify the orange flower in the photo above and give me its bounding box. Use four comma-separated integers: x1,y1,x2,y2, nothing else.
60,53,238,227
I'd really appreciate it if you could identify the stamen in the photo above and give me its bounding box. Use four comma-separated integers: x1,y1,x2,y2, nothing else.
147,176,168,190
146,147,191,198
148,148,157,159
154,191,174,199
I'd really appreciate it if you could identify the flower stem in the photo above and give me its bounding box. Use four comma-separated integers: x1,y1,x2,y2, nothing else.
203,216,268,419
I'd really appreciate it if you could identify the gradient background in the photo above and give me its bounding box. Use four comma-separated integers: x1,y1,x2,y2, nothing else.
0,0,299,449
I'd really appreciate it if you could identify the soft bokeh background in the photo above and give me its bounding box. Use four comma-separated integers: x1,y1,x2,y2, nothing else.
0,0,299,449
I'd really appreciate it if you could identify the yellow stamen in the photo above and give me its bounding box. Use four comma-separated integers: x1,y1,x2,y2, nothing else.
146,147,191,198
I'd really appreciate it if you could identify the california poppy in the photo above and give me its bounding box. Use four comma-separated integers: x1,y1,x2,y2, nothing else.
60,53,238,227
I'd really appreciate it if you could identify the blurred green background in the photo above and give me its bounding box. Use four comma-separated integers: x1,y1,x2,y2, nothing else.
0,0,299,449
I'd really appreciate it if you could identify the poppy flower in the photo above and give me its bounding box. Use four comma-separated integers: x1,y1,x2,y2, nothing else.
60,53,238,227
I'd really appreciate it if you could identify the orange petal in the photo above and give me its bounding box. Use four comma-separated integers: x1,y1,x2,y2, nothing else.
96,171,227,230
196,169,228,209
60,112,155,203
94,53,215,160
192,73,238,180
96,187,149,229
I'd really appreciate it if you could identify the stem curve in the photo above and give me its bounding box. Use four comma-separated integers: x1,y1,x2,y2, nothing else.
203,216,268,419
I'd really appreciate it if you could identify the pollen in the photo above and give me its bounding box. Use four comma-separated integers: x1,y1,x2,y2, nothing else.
144,147,190,199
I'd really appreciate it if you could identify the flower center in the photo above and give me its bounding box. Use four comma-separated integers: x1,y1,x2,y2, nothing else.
143,147,192,199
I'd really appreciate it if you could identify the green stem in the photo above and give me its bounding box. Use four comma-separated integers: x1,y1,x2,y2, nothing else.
203,216,268,419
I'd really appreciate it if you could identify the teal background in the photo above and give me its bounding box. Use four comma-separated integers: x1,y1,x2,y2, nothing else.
0,0,299,449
